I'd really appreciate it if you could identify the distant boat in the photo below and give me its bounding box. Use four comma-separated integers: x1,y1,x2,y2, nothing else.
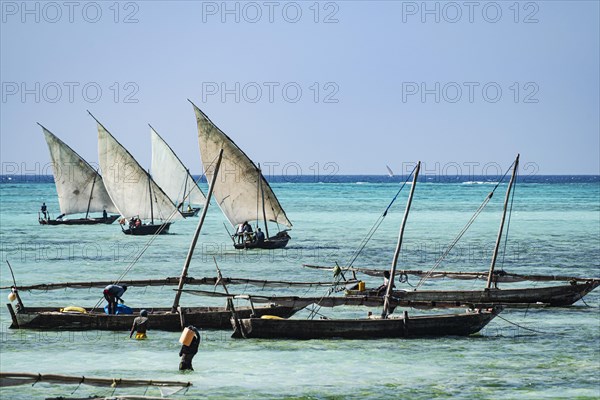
93,115,183,235
150,126,205,217
190,101,292,249
38,124,119,225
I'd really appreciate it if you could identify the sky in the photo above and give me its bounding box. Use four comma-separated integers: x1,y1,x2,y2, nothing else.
1,0,599,177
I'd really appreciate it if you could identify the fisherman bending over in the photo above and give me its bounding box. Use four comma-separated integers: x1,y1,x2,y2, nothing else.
103,284,127,315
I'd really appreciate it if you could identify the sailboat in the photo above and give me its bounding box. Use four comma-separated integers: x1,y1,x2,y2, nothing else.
38,124,119,225
230,161,501,340
343,154,600,307
150,126,205,217
93,114,183,235
190,101,292,249
6,150,305,331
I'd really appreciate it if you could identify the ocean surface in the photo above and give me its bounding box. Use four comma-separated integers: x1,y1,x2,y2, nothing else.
0,175,598,399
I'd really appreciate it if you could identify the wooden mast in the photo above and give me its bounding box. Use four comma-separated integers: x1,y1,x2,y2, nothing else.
171,149,223,313
382,161,420,318
147,170,154,225
84,171,98,219
258,164,270,239
486,154,520,289
182,169,190,211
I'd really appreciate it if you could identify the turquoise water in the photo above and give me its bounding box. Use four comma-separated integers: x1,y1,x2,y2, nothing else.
0,177,599,399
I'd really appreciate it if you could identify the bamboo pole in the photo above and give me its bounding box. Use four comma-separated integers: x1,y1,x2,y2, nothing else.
382,161,420,318
171,149,223,312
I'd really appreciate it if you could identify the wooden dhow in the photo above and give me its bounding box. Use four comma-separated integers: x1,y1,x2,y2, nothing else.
37,124,119,225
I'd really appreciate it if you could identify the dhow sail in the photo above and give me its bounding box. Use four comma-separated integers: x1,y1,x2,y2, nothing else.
96,120,183,222
190,102,292,229
41,125,117,216
150,126,205,209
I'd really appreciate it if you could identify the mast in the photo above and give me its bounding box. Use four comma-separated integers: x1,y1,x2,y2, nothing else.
182,169,190,210
382,161,420,318
171,149,224,312
84,172,98,219
258,164,269,238
486,154,519,289
147,170,154,224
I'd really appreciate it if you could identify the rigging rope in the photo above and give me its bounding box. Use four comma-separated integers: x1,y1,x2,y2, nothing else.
341,164,418,275
414,161,516,289
309,166,419,318
499,167,518,273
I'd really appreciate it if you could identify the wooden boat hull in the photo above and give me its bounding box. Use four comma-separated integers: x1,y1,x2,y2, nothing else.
39,215,119,225
7,304,301,331
347,281,600,307
234,232,291,250
122,223,171,235
232,309,498,339
180,208,201,217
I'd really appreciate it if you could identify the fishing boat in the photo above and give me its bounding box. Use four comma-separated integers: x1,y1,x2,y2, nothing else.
231,161,501,339
93,114,183,235
37,124,119,225
150,126,205,217
304,264,600,284
6,150,304,331
190,101,292,249
340,155,600,307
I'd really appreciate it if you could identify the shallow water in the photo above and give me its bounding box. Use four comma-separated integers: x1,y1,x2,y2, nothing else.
0,176,598,399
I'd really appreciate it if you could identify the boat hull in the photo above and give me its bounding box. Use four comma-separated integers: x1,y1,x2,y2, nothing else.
347,281,600,307
232,309,498,339
7,304,301,331
122,223,171,235
39,215,119,225
234,232,291,250
180,207,201,217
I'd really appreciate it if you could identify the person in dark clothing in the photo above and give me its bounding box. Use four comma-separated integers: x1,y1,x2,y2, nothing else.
102,209,108,220
243,222,253,242
255,228,265,244
179,325,200,371
130,309,149,339
41,203,47,219
103,284,127,315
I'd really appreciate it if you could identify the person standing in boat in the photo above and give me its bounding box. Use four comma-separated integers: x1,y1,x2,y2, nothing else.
179,325,200,371
235,222,245,244
102,209,108,220
130,309,149,339
103,284,127,314
41,202,48,219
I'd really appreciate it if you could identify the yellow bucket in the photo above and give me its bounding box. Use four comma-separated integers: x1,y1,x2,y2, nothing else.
357,281,366,291
179,327,195,346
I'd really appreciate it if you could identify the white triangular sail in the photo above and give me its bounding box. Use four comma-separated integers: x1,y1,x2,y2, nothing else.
191,103,292,229
96,121,183,222
41,125,118,216
150,127,205,208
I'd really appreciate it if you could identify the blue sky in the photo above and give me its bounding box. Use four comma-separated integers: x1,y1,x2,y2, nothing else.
1,1,599,176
